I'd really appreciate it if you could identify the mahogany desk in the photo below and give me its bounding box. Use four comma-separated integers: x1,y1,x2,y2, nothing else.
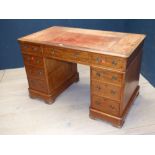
18,26,145,127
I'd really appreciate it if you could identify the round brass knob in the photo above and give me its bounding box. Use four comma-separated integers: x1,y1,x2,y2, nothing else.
33,47,38,51
109,105,115,110
23,45,28,49
36,59,40,64
96,57,101,63
112,60,117,66
96,85,101,90
39,71,42,75
96,72,101,77
31,57,34,60
73,53,79,58
111,90,116,95
111,76,117,80
51,50,55,55
95,101,101,105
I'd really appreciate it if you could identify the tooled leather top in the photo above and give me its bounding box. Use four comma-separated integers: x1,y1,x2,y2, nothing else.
18,26,145,58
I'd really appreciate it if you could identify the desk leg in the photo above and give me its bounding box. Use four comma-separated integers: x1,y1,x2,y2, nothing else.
28,58,79,104
44,58,79,104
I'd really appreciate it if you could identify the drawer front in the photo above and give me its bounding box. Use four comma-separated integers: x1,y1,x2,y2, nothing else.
44,47,89,64
91,95,119,116
25,66,45,80
28,78,48,93
23,54,44,67
20,43,42,56
91,53,125,71
91,80,121,101
91,68,123,85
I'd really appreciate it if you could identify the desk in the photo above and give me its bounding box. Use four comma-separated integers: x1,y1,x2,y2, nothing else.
18,26,145,127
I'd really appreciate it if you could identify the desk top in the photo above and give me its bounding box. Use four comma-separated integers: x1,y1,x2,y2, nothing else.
18,26,145,58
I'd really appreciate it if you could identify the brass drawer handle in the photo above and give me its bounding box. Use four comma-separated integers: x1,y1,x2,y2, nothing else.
23,45,28,49
96,57,101,63
73,53,79,58
28,56,34,61
32,47,38,51
96,72,101,77
111,90,116,95
38,71,42,75
96,57,105,63
112,60,117,66
111,75,117,80
36,59,40,64
51,49,55,55
96,85,101,90
109,105,116,110
95,101,101,105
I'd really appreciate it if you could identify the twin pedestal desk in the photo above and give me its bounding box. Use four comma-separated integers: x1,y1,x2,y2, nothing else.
18,26,145,127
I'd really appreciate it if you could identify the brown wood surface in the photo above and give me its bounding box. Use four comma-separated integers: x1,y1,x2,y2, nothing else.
91,80,121,101
91,95,120,116
18,26,145,127
91,67,124,86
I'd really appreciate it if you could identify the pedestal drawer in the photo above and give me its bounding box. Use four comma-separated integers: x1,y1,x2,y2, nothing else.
91,53,126,71
91,67,123,85
28,78,48,93
25,65,46,80
91,80,121,101
23,54,44,67
91,95,120,116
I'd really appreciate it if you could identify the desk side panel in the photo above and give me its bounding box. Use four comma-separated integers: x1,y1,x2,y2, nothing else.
121,47,143,115
44,58,78,93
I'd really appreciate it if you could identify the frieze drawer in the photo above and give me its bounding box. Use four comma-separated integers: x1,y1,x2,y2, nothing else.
23,54,44,67
20,43,42,56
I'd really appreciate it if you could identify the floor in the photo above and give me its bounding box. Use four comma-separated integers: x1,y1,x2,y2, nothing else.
0,65,155,134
